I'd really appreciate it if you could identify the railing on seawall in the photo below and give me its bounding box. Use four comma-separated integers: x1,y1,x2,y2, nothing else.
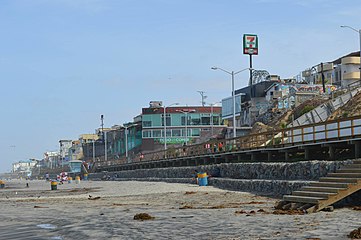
96,115,361,169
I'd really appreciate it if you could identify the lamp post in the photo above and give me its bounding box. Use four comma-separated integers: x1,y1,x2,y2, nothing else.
124,124,137,163
208,101,221,136
176,109,196,145
341,25,361,81
163,103,179,151
104,131,107,162
211,67,251,138
92,135,95,164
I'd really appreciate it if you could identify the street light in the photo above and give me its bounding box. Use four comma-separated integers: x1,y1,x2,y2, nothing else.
92,135,96,164
163,102,179,152
176,109,196,145
341,25,361,81
207,101,221,136
211,67,251,138
124,123,137,163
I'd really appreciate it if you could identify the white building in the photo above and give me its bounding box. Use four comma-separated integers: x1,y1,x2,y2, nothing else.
12,159,37,176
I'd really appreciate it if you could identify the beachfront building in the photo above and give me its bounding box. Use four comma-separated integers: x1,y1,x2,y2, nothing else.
59,140,72,164
222,81,278,132
12,159,38,176
141,101,225,152
81,101,225,165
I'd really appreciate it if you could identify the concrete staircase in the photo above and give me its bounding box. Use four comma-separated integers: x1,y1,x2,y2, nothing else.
277,160,361,213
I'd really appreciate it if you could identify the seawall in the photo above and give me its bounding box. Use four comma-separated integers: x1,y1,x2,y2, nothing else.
89,160,353,197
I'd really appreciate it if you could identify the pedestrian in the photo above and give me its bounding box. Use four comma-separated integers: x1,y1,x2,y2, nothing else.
218,142,224,152
45,172,49,181
183,142,187,156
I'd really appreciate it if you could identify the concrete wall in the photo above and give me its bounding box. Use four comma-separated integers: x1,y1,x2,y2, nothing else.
90,160,353,197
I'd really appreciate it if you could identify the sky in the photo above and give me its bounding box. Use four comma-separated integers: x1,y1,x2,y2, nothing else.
0,0,360,173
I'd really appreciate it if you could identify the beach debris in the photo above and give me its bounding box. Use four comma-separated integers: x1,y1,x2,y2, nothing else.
353,206,361,211
321,206,334,212
133,213,154,221
179,205,194,209
272,209,305,215
248,201,266,205
88,195,101,200
184,191,196,195
348,227,361,239
235,210,247,214
34,206,49,208
209,205,226,209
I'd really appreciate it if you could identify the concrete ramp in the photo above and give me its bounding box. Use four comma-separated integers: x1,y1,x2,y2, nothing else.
276,160,361,213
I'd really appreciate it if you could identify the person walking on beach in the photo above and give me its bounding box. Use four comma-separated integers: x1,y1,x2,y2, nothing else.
45,172,49,181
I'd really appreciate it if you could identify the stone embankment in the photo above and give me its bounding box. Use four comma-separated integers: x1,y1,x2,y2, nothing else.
90,160,353,197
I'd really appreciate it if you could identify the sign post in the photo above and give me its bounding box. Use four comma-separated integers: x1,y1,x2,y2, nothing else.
243,34,258,95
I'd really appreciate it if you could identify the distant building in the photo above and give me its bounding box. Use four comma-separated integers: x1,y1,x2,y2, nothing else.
43,151,60,169
12,159,37,176
302,51,360,88
59,140,72,163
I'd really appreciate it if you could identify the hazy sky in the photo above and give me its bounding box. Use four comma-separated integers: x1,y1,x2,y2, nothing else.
1,0,360,172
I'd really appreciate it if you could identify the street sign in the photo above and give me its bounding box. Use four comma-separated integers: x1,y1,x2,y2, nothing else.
243,34,258,55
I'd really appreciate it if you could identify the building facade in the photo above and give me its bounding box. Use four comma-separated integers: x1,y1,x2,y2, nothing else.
141,102,224,152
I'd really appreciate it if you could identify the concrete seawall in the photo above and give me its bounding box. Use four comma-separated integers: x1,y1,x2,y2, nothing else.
89,160,353,197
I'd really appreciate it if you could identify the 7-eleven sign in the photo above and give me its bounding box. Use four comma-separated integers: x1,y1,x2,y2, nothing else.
243,34,258,55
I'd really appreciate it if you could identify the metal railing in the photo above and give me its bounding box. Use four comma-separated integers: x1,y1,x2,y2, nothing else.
94,115,361,169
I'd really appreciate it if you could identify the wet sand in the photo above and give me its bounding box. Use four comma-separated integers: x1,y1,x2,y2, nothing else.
0,179,360,240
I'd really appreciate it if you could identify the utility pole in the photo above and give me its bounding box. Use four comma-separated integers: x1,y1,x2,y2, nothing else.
197,91,207,106
321,62,326,93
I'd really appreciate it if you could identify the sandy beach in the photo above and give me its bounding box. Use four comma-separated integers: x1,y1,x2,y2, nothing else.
0,179,360,240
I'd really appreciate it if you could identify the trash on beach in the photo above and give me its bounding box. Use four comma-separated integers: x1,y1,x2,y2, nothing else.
179,205,194,209
88,195,101,200
184,191,196,195
34,205,49,208
37,224,57,229
348,227,361,239
272,209,305,215
235,210,247,214
133,213,154,221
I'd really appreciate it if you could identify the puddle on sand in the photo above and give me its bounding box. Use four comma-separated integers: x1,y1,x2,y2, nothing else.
37,224,57,230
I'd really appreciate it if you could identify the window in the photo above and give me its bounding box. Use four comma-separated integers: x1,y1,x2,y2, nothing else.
212,116,220,125
165,129,171,137
143,121,152,127
162,114,171,126
142,130,152,138
191,117,200,125
191,128,200,136
201,116,210,125
153,130,162,138
172,129,181,137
